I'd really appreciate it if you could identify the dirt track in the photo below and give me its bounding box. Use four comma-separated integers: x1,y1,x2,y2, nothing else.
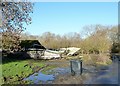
23,58,119,84
45,59,118,84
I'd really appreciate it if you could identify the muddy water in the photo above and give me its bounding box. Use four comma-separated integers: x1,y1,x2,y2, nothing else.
23,72,55,84
23,60,119,84
23,67,71,84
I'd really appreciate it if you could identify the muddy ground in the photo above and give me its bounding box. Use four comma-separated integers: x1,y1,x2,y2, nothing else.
24,58,119,84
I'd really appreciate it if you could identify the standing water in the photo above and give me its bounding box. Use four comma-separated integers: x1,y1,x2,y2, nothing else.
23,72,55,84
23,59,119,84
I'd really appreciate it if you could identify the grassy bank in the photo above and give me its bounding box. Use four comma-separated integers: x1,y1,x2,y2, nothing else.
1,54,112,84
81,54,112,66
2,58,46,84
65,54,112,66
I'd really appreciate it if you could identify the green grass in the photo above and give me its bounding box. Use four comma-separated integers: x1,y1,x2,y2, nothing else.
2,59,46,84
0,64,3,85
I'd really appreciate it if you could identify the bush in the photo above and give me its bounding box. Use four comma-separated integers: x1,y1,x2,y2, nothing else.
111,42,120,53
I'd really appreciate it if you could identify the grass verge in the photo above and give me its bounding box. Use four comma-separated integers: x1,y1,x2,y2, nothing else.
2,58,46,84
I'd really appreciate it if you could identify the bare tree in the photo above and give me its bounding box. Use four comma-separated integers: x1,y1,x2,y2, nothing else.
0,1,33,50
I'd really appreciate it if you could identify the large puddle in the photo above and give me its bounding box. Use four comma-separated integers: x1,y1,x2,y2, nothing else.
23,72,55,84
23,67,71,84
23,60,119,84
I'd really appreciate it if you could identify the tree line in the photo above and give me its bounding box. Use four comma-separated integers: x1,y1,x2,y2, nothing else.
0,1,119,54
21,25,119,54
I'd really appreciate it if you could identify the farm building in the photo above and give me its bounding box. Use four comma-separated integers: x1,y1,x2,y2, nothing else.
19,40,61,59
20,40,46,51
19,40,46,59
60,47,81,56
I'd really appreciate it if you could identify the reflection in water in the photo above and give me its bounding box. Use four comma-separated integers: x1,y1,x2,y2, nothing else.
24,72,55,84
24,60,119,84
48,67,71,76
23,67,70,84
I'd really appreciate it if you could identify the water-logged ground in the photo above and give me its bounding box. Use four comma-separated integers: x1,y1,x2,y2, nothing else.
24,72,55,84
83,60,118,84
23,59,119,84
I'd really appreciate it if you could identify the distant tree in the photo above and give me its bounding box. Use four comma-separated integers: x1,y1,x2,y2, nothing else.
21,32,37,40
19,24,118,54
38,32,56,49
108,26,120,53
64,32,81,47
108,26,118,43
0,1,33,50
80,25,113,54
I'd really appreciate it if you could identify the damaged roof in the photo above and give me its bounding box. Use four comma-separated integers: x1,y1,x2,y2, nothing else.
19,40,46,49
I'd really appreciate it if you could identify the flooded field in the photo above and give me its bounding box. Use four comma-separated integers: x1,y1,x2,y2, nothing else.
23,59,119,84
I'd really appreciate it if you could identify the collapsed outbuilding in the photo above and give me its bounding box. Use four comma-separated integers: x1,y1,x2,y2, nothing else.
60,47,81,56
20,40,61,59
